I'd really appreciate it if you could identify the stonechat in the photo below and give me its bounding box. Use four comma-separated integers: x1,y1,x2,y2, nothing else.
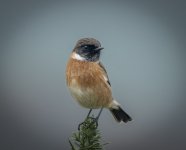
66,38,132,124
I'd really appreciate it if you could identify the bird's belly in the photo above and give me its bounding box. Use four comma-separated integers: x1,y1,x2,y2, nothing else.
68,78,106,108
69,85,100,108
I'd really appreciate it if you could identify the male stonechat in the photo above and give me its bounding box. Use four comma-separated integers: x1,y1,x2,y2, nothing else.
66,38,132,125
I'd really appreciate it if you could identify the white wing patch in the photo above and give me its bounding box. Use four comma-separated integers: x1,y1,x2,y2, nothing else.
103,75,108,82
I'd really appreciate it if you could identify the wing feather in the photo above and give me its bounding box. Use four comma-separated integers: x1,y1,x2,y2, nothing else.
98,62,111,86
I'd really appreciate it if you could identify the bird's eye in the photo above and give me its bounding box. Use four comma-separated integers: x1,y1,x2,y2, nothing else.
83,45,88,49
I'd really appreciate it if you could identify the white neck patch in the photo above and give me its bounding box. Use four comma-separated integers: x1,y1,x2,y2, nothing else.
71,53,86,61
71,52,100,63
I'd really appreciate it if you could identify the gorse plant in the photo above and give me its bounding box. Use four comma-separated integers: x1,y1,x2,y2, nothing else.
69,117,108,150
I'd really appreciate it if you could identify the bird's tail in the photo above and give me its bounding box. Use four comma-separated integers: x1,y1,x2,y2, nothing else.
109,100,132,123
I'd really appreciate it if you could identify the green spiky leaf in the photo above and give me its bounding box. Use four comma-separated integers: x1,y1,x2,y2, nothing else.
69,116,108,150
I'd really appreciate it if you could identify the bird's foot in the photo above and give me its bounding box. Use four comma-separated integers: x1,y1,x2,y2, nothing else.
78,117,98,130
78,121,85,130
88,117,98,129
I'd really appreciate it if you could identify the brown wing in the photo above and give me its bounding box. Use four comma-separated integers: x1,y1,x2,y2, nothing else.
98,62,111,86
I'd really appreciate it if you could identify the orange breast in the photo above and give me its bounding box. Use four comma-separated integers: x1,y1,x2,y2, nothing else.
66,58,112,108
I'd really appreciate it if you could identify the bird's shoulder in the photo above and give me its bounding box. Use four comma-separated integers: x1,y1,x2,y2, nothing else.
97,61,111,86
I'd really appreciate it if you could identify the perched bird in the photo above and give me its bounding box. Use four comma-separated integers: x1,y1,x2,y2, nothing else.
66,38,132,124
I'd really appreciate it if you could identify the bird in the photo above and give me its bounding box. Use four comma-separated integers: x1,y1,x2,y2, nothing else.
66,38,132,125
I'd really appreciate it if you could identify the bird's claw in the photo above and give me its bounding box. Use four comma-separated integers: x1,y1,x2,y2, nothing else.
78,117,98,130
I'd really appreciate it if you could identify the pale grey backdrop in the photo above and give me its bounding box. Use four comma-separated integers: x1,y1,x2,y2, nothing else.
0,0,186,150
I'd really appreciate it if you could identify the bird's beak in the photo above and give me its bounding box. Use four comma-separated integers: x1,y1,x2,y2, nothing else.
94,47,104,51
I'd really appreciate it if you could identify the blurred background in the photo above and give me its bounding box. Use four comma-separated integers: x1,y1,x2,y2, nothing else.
0,0,186,150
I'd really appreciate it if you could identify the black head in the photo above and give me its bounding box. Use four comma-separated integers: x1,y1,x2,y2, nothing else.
73,38,104,62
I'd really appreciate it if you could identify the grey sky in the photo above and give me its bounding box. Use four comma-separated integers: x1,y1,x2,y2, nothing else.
0,0,186,150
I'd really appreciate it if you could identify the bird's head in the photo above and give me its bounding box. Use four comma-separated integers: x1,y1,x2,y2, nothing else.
73,38,104,62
